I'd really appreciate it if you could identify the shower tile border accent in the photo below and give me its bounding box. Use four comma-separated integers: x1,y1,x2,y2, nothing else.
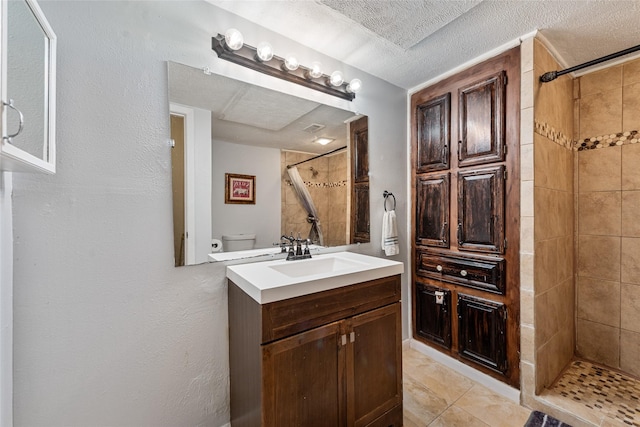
534,119,639,152
284,179,347,188
549,360,640,426
575,130,639,151
534,119,573,149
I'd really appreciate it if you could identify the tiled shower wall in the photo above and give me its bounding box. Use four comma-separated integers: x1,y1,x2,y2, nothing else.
280,151,348,246
531,39,575,392
575,57,640,377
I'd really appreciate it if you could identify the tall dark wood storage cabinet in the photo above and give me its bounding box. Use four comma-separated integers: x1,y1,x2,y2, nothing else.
410,47,520,387
350,116,370,243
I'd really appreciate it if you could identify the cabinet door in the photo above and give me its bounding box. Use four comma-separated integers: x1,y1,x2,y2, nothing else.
348,303,402,427
457,294,507,374
416,93,450,173
414,282,451,349
416,172,450,248
262,321,344,427
352,183,370,243
458,71,506,168
351,116,369,183
350,116,370,244
457,165,505,254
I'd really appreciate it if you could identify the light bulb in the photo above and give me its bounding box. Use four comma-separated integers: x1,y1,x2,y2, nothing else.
346,78,362,93
329,70,344,87
224,28,243,51
256,42,274,62
283,55,299,71
306,61,323,79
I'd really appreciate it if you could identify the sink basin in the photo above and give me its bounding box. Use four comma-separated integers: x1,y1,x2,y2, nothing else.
226,251,404,303
269,256,368,278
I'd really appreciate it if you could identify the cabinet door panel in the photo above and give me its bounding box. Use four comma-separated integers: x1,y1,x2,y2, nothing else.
352,182,370,243
262,322,344,427
458,71,506,167
351,116,369,183
457,166,505,253
350,116,369,244
349,304,402,427
416,93,450,172
416,173,450,248
457,294,507,374
414,282,452,349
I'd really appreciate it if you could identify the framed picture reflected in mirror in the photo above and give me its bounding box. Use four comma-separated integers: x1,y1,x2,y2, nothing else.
225,173,256,204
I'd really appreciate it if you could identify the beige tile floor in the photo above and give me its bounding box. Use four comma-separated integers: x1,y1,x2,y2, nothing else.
403,347,532,427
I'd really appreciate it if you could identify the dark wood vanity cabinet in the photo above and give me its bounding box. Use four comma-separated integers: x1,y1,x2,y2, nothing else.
228,275,402,427
410,47,520,387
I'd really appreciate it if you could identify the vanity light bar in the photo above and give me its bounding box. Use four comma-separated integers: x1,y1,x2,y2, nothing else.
211,33,358,101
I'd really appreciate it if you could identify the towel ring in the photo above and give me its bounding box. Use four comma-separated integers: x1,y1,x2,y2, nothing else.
383,191,396,211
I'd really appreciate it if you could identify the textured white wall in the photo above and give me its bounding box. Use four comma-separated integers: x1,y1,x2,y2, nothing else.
211,140,281,250
9,1,407,426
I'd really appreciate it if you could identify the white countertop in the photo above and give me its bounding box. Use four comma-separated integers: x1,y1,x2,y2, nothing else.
226,251,404,304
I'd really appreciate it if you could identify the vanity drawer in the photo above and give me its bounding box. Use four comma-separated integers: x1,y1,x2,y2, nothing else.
416,250,505,294
261,275,401,343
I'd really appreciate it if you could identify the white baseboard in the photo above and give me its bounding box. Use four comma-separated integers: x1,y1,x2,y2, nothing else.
405,338,521,403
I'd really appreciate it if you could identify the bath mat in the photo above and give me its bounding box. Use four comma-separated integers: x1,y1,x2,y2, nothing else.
524,410,572,427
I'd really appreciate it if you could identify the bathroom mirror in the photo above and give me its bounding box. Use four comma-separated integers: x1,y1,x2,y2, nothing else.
167,62,369,266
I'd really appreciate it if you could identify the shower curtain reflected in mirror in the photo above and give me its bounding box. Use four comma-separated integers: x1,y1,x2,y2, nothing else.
286,166,324,246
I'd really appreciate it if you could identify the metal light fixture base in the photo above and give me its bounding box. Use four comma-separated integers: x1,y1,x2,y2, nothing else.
211,34,355,101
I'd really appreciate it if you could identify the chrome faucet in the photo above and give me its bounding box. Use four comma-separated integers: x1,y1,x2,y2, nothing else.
280,232,312,261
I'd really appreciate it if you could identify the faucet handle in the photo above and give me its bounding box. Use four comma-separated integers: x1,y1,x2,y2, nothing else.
295,235,303,256
303,239,311,257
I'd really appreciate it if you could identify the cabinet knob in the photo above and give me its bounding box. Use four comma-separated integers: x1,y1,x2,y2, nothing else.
436,265,443,272
460,269,467,277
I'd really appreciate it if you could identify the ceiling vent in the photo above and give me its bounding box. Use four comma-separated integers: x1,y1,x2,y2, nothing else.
303,123,325,133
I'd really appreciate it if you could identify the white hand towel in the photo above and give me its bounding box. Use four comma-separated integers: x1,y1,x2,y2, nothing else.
382,210,399,256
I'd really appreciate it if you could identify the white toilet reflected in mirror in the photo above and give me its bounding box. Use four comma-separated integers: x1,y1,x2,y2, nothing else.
222,234,256,252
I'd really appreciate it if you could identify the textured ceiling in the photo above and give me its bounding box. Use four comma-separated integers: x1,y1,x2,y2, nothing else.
319,0,482,50
208,0,640,90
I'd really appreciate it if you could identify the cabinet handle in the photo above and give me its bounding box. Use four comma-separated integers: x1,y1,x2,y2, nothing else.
2,99,25,143
341,334,347,346
436,265,443,272
457,222,462,245
349,332,355,343
441,144,448,163
440,221,448,243
460,270,468,277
